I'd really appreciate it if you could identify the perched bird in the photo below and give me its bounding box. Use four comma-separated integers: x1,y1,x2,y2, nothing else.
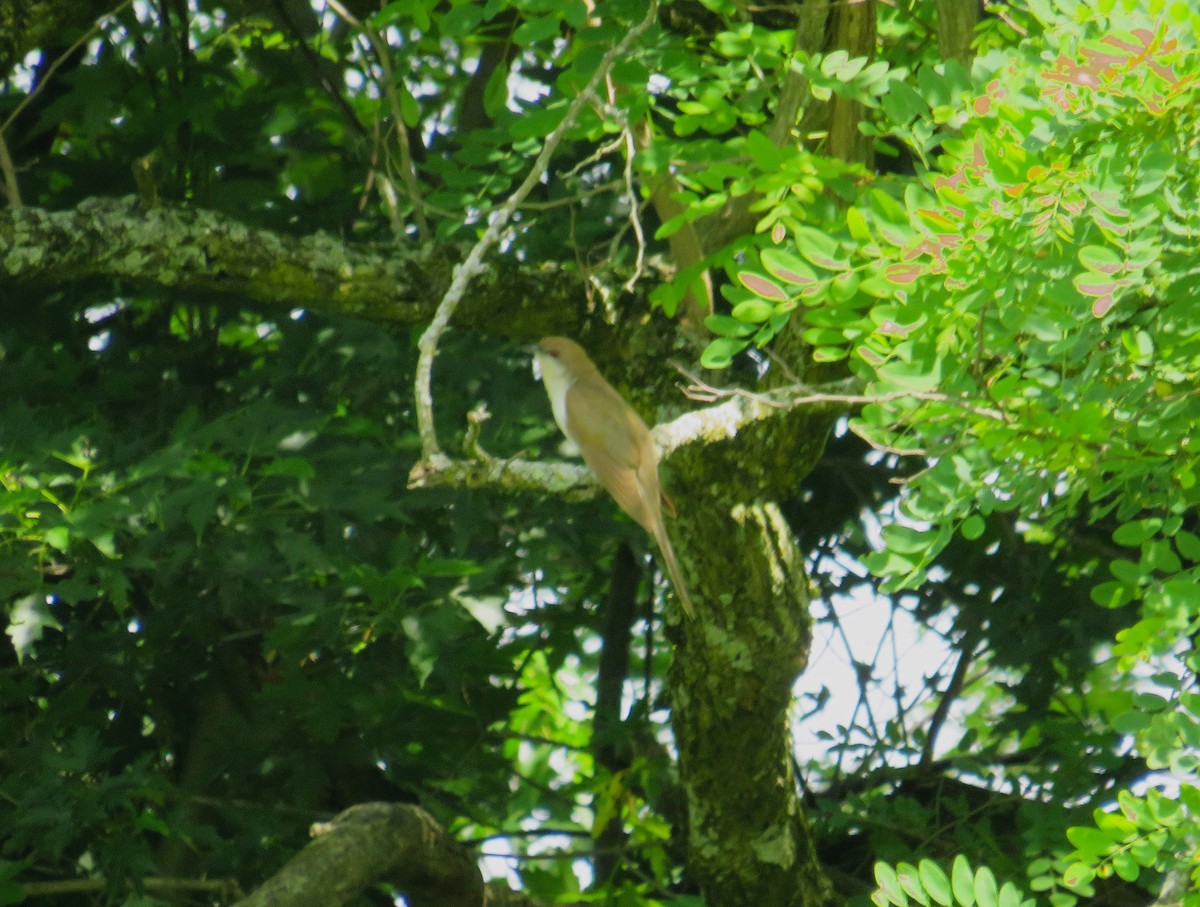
534,337,695,619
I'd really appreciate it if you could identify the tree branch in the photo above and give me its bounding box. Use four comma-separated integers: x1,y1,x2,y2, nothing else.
325,0,431,242
0,130,19,208
407,374,862,494
20,876,242,900
412,0,660,462
0,197,589,332
234,802,482,907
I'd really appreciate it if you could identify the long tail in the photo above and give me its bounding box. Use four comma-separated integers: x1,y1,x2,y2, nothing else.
653,521,695,619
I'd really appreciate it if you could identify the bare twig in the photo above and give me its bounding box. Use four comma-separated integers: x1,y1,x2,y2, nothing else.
918,623,981,770
463,402,494,460
411,1,660,464
0,0,135,141
409,370,861,495
325,0,431,242
672,362,1007,423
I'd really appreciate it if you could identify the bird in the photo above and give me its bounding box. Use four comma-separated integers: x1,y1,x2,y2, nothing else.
533,337,695,619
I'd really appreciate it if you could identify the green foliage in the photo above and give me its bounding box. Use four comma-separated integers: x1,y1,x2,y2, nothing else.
873,856,1033,907
4,0,1199,903
725,1,1200,902
1061,787,1200,904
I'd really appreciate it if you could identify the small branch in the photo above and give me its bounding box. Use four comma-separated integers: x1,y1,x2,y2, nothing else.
412,1,660,462
0,130,20,208
408,452,598,500
21,876,242,899
408,373,861,495
0,0,136,141
674,364,1007,423
326,0,431,242
918,624,981,770
598,80,648,293
462,403,493,460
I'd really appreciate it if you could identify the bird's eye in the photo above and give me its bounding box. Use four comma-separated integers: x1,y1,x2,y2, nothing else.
548,350,559,359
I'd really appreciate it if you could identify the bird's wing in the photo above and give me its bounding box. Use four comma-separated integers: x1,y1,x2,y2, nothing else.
565,380,658,535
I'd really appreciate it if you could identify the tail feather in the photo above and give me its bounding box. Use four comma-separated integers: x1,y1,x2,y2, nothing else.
653,522,695,619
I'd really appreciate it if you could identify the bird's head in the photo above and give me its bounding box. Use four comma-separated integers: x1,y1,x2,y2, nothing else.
534,336,594,384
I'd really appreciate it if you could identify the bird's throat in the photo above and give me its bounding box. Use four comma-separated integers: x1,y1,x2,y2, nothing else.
537,357,575,442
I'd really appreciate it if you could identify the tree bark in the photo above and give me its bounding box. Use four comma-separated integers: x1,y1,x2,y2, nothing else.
935,0,979,68
0,198,589,336
234,803,482,907
827,0,877,166
592,543,639,884
669,494,831,906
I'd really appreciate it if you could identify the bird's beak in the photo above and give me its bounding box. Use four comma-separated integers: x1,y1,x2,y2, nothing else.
524,343,543,380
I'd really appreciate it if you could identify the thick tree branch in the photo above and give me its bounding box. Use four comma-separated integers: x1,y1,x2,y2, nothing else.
406,375,864,495
20,876,241,899
0,197,588,333
234,803,482,907
230,802,589,907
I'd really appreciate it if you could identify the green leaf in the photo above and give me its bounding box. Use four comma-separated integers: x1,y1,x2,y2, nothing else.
746,129,784,169
1110,851,1139,883
961,515,985,540
897,863,930,906
514,15,562,44
792,225,849,270
1111,709,1149,733
44,525,71,552
760,247,818,286
882,524,931,555
974,867,998,907
1066,825,1111,856
1129,838,1159,867
882,78,929,123
262,456,316,480
510,103,567,139
454,592,507,634
951,856,976,907
875,862,908,906
6,594,63,662
997,884,1022,907
731,299,776,323
737,271,790,302
876,356,941,391
705,314,757,338
1113,519,1162,546
1078,246,1122,275
846,206,872,242
885,262,924,285
701,337,749,369
918,860,952,906
1062,863,1095,889
398,84,421,127
437,3,485,34
1174,530,1200,562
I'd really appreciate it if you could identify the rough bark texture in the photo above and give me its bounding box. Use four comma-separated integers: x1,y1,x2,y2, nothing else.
666,408,834,906
234,803,483,907
827,0,877,166
0,198,589,337
669,501,830,905
592,543,640,884
935,0,980,68
652,3,872,902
